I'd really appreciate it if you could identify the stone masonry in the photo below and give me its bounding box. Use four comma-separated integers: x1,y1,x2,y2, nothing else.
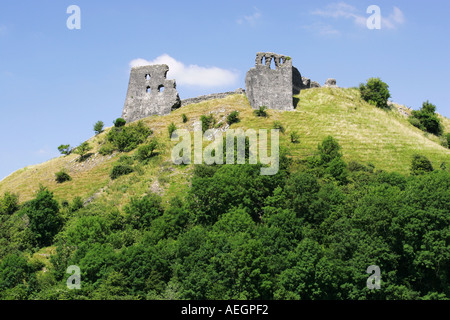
122,64,181,123
245,52,303,111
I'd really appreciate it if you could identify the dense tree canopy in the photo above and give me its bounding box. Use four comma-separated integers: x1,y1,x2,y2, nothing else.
0,136,448,300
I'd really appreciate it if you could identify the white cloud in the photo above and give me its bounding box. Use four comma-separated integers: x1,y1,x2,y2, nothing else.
129,54,239,88
312,2,404,30
382,7,405,29
237,7,261,26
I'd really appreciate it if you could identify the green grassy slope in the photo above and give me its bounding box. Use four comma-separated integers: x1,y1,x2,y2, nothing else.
0,87,449,205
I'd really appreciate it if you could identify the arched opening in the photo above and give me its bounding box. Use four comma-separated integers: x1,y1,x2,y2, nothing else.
270,58,276,70
145,74,150,80
146,86,151,93
158,85,165,93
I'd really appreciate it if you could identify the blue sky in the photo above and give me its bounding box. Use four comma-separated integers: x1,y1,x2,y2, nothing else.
0,0,449,180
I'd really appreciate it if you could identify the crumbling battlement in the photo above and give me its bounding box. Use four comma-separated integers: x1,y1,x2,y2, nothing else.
245,52,303,111
122,64,181,123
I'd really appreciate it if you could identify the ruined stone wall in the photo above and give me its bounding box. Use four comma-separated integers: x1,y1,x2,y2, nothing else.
122,64,181,123
180,88,245,107
245,52,303,111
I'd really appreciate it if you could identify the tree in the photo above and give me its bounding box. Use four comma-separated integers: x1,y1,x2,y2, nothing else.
113,118,126,128
57,144,71,155
168,122,177,138
410,154,434,175
0,253,30,292
93,121,104,135
74,141,92,158
359,77,391,109
410,101,443,135
318,135,342,164
136,140,158,162
0,192,19,215
20,186,62,247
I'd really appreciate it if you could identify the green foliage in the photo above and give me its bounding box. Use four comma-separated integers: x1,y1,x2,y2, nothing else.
0,192,19,215
226,110,240,125
254,106,268,117
410,154,434,175
0,253,30,293
124,194,164,229
182,113,188,123
318,135,342,163
107,121,152,152
168,122,177,138
113,118,126,128
359,77,391,109
57,144,71,156
55,169,72,184
93,120,104,135
410,101,443,135
272,121,285,134
3,127,450,300
19,186,62,247
74,141,92,158
98,142,115,155
135,140,158,163
290,130,300,143
200,114,215,133
446,133,450,148
110,164,134,180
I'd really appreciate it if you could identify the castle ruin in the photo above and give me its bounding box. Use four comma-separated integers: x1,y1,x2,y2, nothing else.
122,64,181,123
245,52,303,111
121,53,334,122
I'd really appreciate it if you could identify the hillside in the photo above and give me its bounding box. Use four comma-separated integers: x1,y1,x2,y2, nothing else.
1,86,449,301
0,87,448,205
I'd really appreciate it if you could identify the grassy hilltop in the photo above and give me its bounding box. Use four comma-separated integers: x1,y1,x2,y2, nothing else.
0,87,449,301
1,87,448,205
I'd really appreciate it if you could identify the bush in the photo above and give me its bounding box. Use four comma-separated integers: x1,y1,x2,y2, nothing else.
411,154,434,175
74,142,92,158
19,186,62,247
359,78,391,109
226,111,240,125
118,155,134,165
168,122,177,138
0,192,19,215
200,114,215,133
290,131,300,143
55,170,72,183
446,133,450,148
110,164,134,180
410,101,443,136
272,121,285,134
136,140,158,162
408,116,423,130
93,121,104,135
70,196,84,212
107,121,152,152
57,144,71,155
113,118,126,128
318,136,342,164
254,106,268,117
99,142,115,155
182,114,188,123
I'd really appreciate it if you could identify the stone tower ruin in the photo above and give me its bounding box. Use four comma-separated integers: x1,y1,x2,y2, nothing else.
245,52,303,111
122,64,181,123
